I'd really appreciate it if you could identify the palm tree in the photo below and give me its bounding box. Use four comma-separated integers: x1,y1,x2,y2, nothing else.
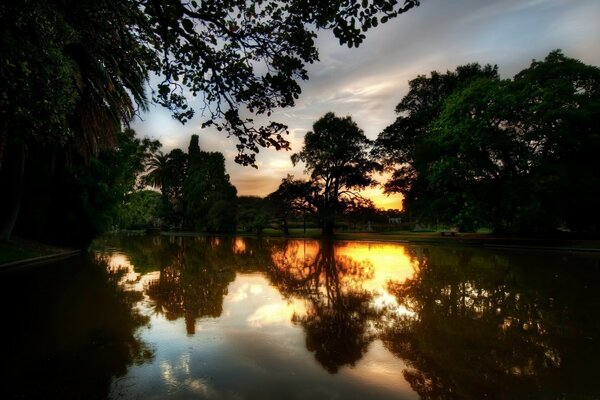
144,151,169,189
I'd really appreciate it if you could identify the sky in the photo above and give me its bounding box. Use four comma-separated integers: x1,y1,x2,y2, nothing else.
131,0,600,210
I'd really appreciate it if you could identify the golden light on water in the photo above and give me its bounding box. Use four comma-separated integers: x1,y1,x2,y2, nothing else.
335,241,416,288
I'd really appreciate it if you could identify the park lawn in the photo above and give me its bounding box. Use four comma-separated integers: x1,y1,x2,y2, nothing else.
333,231,600,251
158,229,600,252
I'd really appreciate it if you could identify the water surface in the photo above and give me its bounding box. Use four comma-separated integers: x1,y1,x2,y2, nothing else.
2,235,599,399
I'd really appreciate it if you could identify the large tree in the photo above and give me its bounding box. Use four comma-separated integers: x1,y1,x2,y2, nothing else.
1,0,420,168
377,51,600,234
371,63,500,224
292,112,381,235
183,136,237,232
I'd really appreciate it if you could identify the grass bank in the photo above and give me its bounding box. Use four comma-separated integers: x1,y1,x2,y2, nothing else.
336,231,600,252
161,229,600,252
0,238,77,266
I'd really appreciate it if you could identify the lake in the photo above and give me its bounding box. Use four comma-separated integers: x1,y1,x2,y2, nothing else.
2,235,600,399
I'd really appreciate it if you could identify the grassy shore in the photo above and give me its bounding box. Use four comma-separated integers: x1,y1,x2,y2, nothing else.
161,229,600,252
3,229,599,266
0,238,75,265
331,231,600,251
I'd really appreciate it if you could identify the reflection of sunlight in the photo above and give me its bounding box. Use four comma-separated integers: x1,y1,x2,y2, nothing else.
161,353,221,396
233,238,246,254
247,303,290,327
250,284,263,295
274,240,320,263
336,242,416,310
107,252,160,292
108,253,140,288
336,242,415,288
224,274,307,329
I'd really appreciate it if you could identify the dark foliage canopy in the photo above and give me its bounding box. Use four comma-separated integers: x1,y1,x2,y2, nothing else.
374,51,600,234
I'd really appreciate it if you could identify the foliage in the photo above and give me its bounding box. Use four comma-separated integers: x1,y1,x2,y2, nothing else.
375,51,600,234
236,196,270,234
183,145,237,232
292,112,381,235
118,190,162,229
372,63,499,223
158,149,188,228
1,0,420,242
7,129,160,246
266,175,317,234
144,0,420,165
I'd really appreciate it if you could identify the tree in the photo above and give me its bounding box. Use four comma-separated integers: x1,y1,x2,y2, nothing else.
0,0,152,241
160,149,189,228
118,190,162,229
292,112,381,235
236,196,269,234
266,175,316,235
423,78,520,231
5,129,160,246
509,51,600,233
144,151,170,190
372,64,500,224
143,0,421,165
377,51,600,234
183,139,237,232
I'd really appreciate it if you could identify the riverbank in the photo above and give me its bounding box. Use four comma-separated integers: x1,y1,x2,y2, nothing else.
160,229,600,253
332,231,600,252
3,230,599,268
0,238,80,268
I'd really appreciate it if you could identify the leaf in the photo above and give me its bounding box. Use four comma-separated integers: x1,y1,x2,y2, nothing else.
181,18,194,34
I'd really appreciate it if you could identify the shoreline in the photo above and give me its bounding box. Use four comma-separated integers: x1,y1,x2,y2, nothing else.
158,230,600,253
3,230,599,268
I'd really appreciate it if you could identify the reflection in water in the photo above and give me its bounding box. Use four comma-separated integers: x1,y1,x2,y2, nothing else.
383,247,600,399
12,235,598,399
0,254,153,399
268,239,382,373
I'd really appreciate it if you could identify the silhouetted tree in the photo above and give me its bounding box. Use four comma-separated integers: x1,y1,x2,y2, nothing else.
183,137,237,232
375,51,600,234
372,63,499,228
292,113,381,235
266,239,381,373
266,175,316,234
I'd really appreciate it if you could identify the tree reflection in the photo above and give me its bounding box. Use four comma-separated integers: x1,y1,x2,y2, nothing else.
1,254,153,399
268,239,382,373
382,247,600,399
144,236,238,334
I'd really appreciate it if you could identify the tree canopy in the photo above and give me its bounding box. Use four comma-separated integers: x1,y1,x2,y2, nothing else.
374,51,600,234
292,112,381,235
1,0,420,166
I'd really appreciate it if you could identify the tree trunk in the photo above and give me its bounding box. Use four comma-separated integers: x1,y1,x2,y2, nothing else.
0,119,7,172
0,142,26,241
322,211,335,236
